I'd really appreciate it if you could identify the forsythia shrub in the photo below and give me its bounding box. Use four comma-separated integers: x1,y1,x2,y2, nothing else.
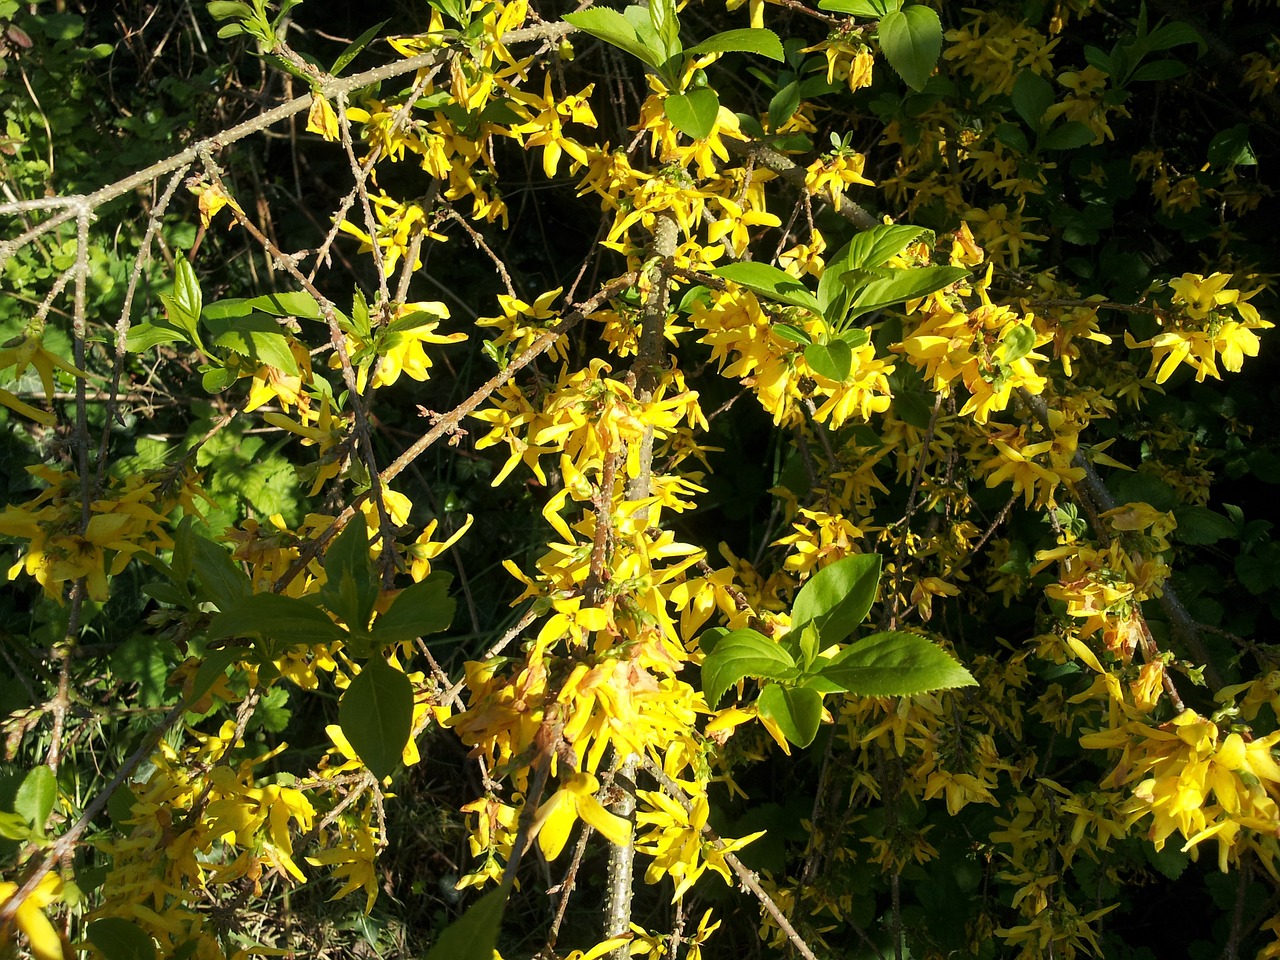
1,0,1279,958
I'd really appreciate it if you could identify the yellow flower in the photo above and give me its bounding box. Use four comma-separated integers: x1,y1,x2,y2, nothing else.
0,872,68,960
531,771,631,860
306,92,340,141
804,150,875,205
0,334,87,426
635,790,762,899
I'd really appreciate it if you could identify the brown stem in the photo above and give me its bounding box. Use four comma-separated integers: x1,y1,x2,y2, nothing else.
271,273,637,594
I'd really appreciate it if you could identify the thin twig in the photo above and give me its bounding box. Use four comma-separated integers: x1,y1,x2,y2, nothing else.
639,756,822,960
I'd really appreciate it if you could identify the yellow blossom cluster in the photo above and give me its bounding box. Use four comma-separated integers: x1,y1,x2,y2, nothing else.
0,464,205,601
1126,272,1272,383
898,268,1049,423
1082,712,1280,874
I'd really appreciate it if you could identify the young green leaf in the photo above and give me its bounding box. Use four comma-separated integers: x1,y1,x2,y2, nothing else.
998,324,1037,363
817,0,898,16
804,340,853,382
373,572,456,643
820,630,976,696
1208,125,1257,169
791,553,881,645
846,265,968,319
320,521,380,631
203,314,299,375
160,258,204,350
712,262,822,314
564,8,664,68
840,328,872,349
330,19,389,75
125,322,189,352
664,88,721,140
203,290,328,322
772,322,813,345
200,365,236,393
686,27,784,61
877,5,942,92
768,80,802,131
757,683,824,747
339,657,415,780
840,223,930,272
14,766,56,834
701,628,798,708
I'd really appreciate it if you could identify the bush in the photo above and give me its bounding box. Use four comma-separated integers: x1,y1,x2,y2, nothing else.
1,0,1279,958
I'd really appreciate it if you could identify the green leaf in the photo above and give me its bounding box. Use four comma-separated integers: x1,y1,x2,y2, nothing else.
894,388,934,429
791,553,881,645
877,5,942,92
1144,20,1205,55
686,28,784,61
1172,505,1236,545
998,324,1037,363
623,4,669,64
207,1,255,20
993,122,1030,154
840,328,871,349
200,365,236,393
564,8,663,68
701,628,798,708
0,811,32,842
1128,60,1186,83
188,648,240,709
817,0,897,16
320,521,380,631
339,657,414,780
757,683,824,747
1084,45,1111,74
768,80,801,131
839,224,930,272
1208,124,1257,168
796,621,821,671
712,262,821,314
820,630,976,696
207,593,349,657
772,323,812,345
664,88,721,140
331,19,388,75
87,918,158,960
373,572,456,643
1143,841,1189,881
14,766,56,832
1040,120,1095,151
423,888,508,960
205,291,328,322
160,258,204,349
203,314,299,375
192,536,252,610
847,265,968,319
125,322,189,352
1011,69,1054,132
804,340,852,381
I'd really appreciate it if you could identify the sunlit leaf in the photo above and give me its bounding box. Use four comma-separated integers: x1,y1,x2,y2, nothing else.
701,628,798,708
820,631,976,696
